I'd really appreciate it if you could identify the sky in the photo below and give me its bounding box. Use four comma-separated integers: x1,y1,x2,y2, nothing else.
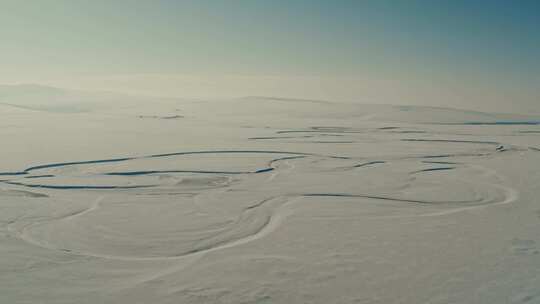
1,0,539,113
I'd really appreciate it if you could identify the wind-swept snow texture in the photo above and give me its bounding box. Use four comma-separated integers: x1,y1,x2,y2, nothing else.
1,85,540,304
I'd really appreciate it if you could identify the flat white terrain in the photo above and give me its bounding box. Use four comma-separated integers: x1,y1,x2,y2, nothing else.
1,85,539,303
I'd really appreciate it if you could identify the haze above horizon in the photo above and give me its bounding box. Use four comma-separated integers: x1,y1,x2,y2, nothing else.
1,0,539,113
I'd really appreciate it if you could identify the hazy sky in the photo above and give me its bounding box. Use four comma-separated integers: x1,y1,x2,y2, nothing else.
1,0,539,113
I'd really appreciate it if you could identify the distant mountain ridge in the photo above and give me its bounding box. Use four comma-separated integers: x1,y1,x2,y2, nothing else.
0,84,538,124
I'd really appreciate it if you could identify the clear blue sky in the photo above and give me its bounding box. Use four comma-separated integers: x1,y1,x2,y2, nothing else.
1,0,539,112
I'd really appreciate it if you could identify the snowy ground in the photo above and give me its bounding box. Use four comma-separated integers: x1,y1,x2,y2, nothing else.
1,85,540,304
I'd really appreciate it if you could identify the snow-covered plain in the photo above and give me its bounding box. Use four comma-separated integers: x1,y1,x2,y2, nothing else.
1,85,540,303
